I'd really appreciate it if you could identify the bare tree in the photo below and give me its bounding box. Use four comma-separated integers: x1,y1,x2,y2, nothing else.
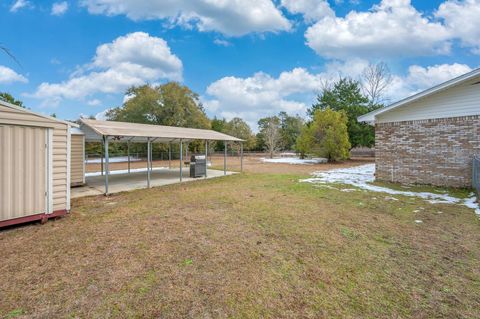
319,77,333,93
361,62,392,105
263,117,281,159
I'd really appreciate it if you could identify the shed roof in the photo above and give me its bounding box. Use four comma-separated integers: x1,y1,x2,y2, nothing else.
358,67,480,124
0,100,78,127
79,118,243,143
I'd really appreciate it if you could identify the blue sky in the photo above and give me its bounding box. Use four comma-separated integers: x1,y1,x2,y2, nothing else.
0,0,479,128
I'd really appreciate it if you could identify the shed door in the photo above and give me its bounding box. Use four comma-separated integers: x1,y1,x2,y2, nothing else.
0,125,47,221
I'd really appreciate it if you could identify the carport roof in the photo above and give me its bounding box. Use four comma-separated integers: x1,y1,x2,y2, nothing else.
79,118,243,142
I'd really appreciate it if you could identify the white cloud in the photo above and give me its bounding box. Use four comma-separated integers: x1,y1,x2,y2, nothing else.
305,0,452,59
87,99,102,106
51,1,69,16
80,0,291,36
387,63,473,102
203,69,312,127
0,65,28,84
203,60,475,129
50,58,61,65
95,108,111,120
281,0,334,23
30,32,182,106
436,0,480,54
203,60,368,128
213,39,231,47
404,63,473,88
10,0,31,12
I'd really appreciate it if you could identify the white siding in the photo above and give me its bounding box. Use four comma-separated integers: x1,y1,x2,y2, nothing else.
377,79,480,123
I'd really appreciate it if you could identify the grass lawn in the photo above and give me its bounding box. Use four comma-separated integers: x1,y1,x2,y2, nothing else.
1,171,480,318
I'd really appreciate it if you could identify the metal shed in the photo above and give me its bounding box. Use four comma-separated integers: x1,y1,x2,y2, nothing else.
79,119,244,195
70,127,85,187
0,101,76,227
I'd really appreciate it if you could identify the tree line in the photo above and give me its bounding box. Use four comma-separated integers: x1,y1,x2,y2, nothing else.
1,62,392,161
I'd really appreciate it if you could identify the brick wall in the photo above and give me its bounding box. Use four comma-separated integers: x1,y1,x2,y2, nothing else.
375,115,480,188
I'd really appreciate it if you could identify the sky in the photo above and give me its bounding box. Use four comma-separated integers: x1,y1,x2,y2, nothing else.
0,0,479,129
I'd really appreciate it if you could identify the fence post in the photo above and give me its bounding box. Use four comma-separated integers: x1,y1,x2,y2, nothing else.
205,140,208,178
224,141,227,176
127,141,131,174
473,155,479,198
168,142,172,169
180,140,183,182
240,142,243,173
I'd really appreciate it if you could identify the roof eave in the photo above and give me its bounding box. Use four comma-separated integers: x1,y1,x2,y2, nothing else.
0,100,79,127
357,67,480,124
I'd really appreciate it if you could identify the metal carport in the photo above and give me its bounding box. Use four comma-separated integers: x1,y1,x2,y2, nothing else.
79,119,244,195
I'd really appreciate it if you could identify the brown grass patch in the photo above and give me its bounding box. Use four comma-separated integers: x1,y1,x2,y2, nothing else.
1,172,479,318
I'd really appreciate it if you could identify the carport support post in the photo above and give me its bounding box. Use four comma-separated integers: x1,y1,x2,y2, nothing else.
101,144,104,176
240,142,243,173
179,140,183,182
205,140,208,178
103,136,109,195
224,141,227,176
147,138,151,188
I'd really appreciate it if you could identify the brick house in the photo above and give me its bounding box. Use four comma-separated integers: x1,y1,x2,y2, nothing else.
358,68,480,188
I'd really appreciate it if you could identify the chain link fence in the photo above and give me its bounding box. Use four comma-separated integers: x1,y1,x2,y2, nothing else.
85,150,246,164
85,149,275,164
473,155,480,197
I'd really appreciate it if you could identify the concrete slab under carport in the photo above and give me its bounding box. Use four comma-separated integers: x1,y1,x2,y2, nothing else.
71,168,235,198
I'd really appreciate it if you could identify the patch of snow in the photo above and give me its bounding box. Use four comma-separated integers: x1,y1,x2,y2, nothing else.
464,194,480,215
261,157,328,165
385,196,399,201
86,167,168,177
415,220,423,224
86,156,142,163
301,164,480,216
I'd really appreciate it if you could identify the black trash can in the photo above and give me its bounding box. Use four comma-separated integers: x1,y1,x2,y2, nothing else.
190,155,206,178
